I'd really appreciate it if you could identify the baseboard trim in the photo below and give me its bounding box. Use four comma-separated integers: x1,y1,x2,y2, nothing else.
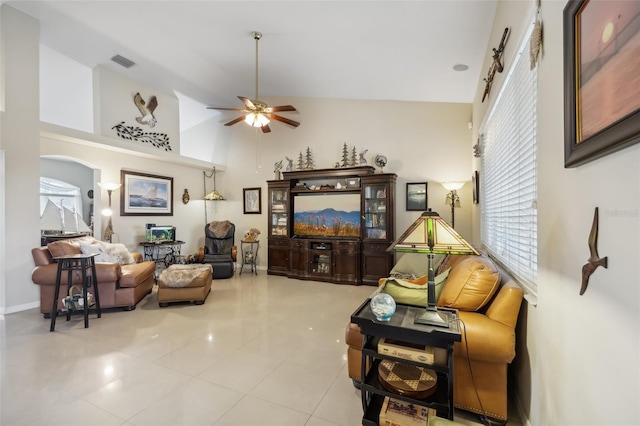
1,301,40,315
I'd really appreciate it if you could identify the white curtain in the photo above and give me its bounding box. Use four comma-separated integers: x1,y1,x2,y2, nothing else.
40,177,83,217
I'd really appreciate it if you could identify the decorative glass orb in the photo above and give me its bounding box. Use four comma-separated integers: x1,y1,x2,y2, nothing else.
370,293,396,321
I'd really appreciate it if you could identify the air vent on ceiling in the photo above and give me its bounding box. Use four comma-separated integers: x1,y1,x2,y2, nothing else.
111,55,135,69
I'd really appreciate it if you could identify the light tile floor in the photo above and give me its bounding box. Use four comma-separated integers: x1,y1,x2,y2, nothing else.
0,272,522,426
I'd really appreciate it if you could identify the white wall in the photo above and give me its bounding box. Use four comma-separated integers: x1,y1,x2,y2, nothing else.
39,97,472,278
40,134,209,258
473,1,640,425
40,45,93,133
1,5,474,316
1,5,40,313
202,97,474,259
180,117,230,165
94,65,181,154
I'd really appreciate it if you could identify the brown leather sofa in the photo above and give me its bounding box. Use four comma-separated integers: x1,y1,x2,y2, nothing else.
345,252,523,423
31,236,156,316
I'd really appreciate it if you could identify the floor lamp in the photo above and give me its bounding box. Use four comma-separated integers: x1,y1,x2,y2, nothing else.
442,182,464,228
98,182,121,243
387,210,478,327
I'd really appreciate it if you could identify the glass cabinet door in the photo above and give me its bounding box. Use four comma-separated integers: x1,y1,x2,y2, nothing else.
269,188,288,237
311,252,332,276
363,184,388,240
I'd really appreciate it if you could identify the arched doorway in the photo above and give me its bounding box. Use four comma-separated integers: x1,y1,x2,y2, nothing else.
40,155,103,240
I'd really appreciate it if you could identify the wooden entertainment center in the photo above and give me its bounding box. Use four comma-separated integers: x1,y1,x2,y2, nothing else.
267,166,396,285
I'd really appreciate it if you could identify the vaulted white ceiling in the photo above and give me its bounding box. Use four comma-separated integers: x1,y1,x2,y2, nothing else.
9,1,497,108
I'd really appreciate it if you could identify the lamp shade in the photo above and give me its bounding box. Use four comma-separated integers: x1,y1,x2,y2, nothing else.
387,211,478,255
204,190,225,201
244,112,270,128
97,182,122,191
442,182,465,191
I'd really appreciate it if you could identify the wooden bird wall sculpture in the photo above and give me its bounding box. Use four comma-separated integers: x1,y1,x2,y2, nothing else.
134,92,158,128
580,207,608,295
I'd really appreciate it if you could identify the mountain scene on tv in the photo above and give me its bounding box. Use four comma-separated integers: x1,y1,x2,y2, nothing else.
294,208,360,237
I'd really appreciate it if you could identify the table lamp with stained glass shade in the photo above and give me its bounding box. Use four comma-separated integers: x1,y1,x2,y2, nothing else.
387,210,479,327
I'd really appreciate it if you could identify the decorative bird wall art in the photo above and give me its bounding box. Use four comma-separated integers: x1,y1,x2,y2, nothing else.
580,207,608,295
133,92,158,127
482,27,510,102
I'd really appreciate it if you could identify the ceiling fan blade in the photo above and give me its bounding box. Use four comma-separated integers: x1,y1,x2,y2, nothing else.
238,96,257,110
207,106,245,111
261,124,271,133
265,105,297,113
266,114,300,128
224,115,247,126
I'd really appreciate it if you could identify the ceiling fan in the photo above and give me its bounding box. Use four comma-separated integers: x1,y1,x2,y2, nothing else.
207,31,300,133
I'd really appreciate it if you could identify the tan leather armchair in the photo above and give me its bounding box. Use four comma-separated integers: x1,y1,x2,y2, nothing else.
345,254,523,423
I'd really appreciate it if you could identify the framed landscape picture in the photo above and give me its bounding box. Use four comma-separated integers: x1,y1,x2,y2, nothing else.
406,182,428,211
472,171,479,204
243,187,262,214
121,170,173,216
563,0,640,167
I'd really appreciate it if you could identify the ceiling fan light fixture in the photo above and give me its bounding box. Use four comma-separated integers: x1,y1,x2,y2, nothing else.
206,31,299,132
244,112,270,128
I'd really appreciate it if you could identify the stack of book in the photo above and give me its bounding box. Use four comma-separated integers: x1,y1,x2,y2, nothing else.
379,397,437,426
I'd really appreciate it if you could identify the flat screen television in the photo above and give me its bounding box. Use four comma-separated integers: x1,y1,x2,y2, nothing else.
293,193,360,238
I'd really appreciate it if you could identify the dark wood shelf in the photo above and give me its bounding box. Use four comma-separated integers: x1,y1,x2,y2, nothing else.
291,188,361,194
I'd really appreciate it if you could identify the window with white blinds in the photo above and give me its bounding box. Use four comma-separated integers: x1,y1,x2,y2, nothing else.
480,27,537,291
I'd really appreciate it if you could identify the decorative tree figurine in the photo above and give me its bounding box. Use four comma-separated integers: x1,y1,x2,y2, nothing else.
297,152,305,170
350,146,358,166
341,143,350,168
305,146,314,169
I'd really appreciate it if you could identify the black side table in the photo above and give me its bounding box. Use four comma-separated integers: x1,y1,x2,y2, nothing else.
240,240,259,275
351,300,461,423
50,253,101,332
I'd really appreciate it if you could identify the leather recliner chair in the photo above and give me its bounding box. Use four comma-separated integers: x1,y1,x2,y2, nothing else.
200,221,237,279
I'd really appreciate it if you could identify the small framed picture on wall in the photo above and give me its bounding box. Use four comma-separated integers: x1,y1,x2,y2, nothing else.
406,182,428,211
472,171,479,204
243,187,262,214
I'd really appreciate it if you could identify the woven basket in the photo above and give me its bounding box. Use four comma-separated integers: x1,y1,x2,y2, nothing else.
62,285,94,311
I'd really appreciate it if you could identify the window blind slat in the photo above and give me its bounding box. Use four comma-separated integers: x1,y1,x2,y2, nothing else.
481,28,538,289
